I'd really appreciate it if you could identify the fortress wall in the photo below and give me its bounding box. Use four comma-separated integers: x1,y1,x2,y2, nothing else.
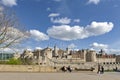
0,65,56,72
96,58,116,63
1,63,120,72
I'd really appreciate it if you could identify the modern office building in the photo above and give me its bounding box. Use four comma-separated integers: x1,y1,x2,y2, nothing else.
0,53,14,61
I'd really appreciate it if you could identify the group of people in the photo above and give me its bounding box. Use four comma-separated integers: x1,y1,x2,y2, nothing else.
61,66,72,72
61,65,105,73
97,65,104,74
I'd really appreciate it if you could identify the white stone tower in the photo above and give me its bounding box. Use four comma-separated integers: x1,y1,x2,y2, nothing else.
66,47,70,55
54,45,58,57
86,50,96,62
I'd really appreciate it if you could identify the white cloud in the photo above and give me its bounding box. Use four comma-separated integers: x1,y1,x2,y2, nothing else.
85,21,113,36
0,6,4,16
26,48,32,51
51,17,71,24
48,13,60,17
0,47,22,53
73,19,80,23
68,43,77,49
47,7,51,11
88,0,100,5
89,48,95,51
0,48,13,53
29,29,49,41
35,47,42,50
53,0,61,2
0,6,4,11
108,49,120,54
0,27,27,44
90,42,120,54
90,42,108,49
99,48,120,54
0,0,17,7
7,27,25,37
47,21,114,41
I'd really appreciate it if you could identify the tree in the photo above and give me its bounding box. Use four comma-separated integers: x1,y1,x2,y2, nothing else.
0,6,28,49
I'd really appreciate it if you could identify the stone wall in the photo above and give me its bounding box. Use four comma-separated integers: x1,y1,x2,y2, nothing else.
0,65,56,72
116,55,120,62
96,58,116,63
1,63,120,72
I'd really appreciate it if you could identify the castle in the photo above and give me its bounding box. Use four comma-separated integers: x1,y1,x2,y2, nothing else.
21,45,117,66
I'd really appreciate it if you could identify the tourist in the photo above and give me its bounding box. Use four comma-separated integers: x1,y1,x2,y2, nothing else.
61,66,67,72
91,67,94,71
67,66,72,72
101,66,104,74
115,67,118,71
97,65,101,74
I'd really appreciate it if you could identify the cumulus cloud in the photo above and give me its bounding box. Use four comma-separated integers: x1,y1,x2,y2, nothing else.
85,21,113,36
48,13,80,24
68,43,77,49
35,47,42,50
0,0,17,7
88,0,100,5
7,27,26,39
0,27,27,44
26,48,32,51
99,48,120,54
47,21,114,41
90,42,108,49
108,49,120,54
73,19,80,23
89,42,120,54
29,29,49,41
51,17,71,24
48,13,60,17
0,48,13,53
0,47,22,53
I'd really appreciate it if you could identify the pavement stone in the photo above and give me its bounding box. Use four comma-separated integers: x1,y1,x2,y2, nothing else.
0,72,120,80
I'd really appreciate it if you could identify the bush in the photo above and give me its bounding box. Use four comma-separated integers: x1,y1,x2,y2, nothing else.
105,69,114,72
7,58,22,65
0,61,7,64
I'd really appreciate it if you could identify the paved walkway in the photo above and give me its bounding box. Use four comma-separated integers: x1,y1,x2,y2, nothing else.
0,72,120,80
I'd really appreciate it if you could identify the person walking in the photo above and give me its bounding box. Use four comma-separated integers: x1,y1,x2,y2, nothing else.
101,66,104,74
67,66,72,72
97,65,101,74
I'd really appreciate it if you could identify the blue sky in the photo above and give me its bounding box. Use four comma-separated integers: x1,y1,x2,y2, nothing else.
1,0,120,54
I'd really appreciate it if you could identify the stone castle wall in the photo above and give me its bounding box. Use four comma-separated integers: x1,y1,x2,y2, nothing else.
0,63,120,72
0,65,56,72
96,58,116,63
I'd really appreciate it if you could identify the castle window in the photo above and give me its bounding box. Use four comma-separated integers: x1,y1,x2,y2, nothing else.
113,62,115,64
106,62,109,64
